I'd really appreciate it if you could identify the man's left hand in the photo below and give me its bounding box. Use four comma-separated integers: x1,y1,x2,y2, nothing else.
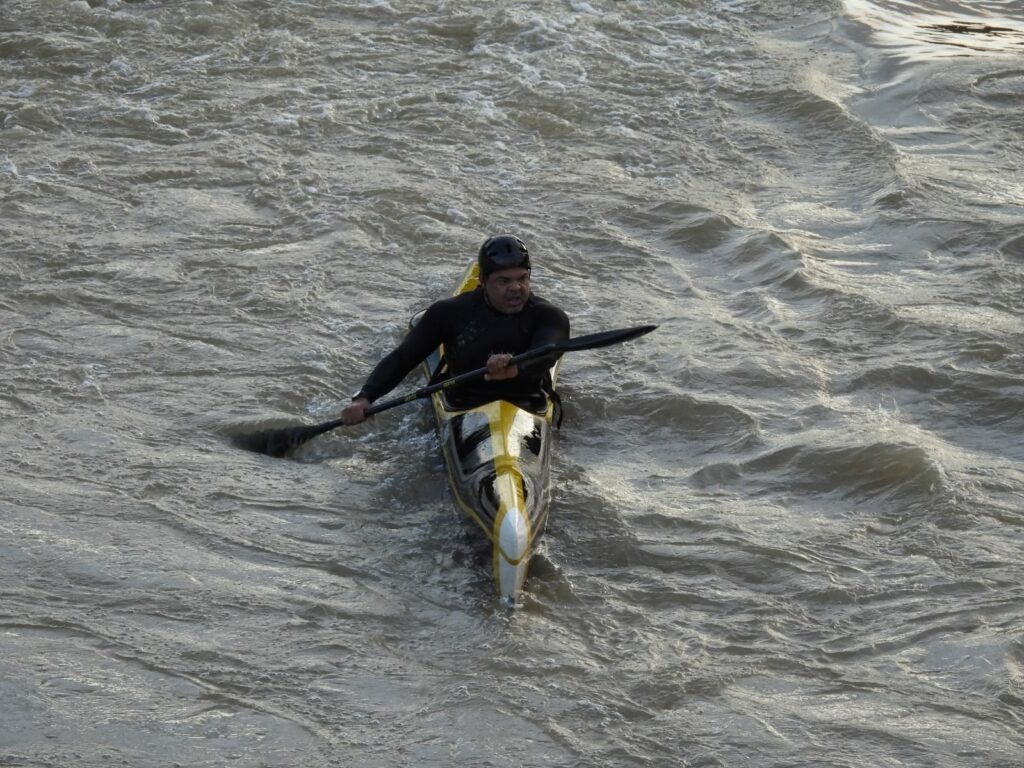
484,353,519,381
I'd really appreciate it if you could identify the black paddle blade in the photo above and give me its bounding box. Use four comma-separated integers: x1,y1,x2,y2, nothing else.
230,423,323,457
559,324,658,352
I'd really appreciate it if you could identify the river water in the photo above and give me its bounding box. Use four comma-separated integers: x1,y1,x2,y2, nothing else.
2,0,1023,765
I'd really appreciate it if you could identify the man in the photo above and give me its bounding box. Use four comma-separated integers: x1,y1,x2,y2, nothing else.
341,235,570,425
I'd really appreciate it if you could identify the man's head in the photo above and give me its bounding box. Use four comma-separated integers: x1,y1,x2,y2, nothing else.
478,235,532,314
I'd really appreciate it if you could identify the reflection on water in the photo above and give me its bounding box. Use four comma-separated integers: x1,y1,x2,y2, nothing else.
844,0,1024,58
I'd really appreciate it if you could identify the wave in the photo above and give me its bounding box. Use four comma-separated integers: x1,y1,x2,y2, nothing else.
839,362,1024,434
843,0,1024,59
690,440,947,507
566,386,761,455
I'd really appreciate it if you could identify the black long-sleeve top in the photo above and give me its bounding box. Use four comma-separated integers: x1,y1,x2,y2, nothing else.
355,288,570,407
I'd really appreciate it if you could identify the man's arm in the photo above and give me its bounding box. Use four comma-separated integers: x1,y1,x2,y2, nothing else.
341,304,448,424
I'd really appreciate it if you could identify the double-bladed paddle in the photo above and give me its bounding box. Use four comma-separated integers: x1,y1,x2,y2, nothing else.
232,324,657,457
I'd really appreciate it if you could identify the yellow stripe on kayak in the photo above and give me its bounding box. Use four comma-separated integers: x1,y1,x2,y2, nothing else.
431,398,535,564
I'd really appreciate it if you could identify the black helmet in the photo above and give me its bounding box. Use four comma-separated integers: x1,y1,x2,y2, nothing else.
478,235,531,277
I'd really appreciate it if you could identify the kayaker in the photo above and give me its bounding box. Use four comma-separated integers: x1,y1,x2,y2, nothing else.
341,235,570,425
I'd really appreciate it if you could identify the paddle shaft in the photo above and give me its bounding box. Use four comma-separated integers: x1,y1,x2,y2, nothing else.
288,324,657,443
294,342,563,442
233,324,657,455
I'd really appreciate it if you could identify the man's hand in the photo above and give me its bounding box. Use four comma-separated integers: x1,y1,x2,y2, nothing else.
484,353,519,381
342,397,371,425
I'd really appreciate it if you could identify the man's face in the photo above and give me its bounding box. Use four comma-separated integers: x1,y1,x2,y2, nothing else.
483,267,531,314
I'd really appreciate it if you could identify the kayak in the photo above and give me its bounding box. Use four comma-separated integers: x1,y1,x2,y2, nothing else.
413,262,559,605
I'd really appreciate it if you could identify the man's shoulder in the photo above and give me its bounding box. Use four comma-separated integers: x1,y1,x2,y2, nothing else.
527,292,569,318
422,288,482,322
429,288,481,312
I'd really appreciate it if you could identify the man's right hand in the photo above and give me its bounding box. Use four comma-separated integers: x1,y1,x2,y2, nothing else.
342,397,371,425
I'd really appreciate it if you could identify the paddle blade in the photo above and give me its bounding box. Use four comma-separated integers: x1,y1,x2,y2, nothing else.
558,324,658,352
230,423,323,457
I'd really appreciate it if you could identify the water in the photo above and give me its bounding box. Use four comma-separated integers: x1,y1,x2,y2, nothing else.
2,0,1023,765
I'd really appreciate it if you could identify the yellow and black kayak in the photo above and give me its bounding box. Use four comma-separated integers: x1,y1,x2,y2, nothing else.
414,262,560,605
